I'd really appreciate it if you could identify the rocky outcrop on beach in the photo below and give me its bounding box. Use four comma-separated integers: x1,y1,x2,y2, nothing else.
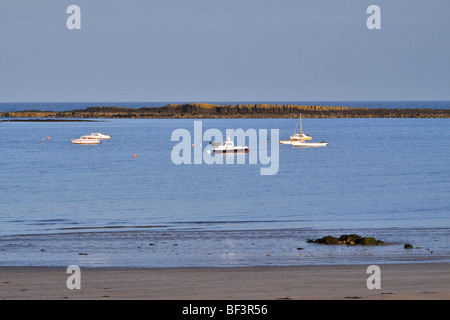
307,234,384,245
1,103,449,119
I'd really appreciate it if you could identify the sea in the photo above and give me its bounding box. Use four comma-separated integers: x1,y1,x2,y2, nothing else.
0,101,449,267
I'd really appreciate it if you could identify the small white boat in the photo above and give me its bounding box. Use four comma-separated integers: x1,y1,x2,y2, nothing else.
292,140,328,147
71,136,101,145
85,133,111,139
280,115,312,144
281,114,327,147
290,115,312,140
213,137,249,153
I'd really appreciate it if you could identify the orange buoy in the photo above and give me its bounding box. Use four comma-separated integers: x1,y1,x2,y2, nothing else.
47,137,50,140
133,154,137,158
191,144,194,147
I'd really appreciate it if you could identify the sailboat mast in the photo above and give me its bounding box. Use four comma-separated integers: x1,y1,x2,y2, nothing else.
300,115,302,136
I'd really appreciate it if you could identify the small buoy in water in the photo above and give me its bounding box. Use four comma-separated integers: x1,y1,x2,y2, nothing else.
47,137,50,140
191,144,194,147
133,154,137,158
41,142,44,145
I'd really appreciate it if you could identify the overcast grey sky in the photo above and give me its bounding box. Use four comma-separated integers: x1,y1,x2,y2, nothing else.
0,0,449,102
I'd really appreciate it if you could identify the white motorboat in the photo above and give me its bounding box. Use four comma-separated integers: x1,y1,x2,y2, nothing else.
71,136,101,145
212,137,249,153
291,140,328,147
85,133,111,139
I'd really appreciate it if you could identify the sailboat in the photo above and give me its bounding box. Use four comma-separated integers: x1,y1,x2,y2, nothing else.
292,115,327,147
279,115,312,144
290,115,312,141
280,115,328,147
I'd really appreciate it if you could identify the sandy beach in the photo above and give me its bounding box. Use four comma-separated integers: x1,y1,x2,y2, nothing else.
1,263,448,300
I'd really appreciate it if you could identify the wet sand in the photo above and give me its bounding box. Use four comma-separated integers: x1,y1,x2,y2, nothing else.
1,263,449,300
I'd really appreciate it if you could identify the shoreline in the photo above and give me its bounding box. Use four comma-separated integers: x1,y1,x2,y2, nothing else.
2,228,448,269
1,103,450,119
1,263,449,300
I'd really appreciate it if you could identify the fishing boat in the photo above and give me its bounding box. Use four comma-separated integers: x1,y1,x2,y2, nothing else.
85,133,111,139
213,137,249,153
71,136,101,145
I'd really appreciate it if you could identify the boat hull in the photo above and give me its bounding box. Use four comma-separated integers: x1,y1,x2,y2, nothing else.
213,147,249,153
71,139,101,145
291,141,327,147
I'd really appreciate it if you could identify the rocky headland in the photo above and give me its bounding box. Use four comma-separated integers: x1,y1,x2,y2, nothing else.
1,103,450,119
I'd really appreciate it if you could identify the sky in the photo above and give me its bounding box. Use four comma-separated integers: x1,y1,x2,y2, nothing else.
0,0,449,102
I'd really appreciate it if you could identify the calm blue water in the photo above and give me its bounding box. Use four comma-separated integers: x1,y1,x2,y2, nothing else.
0,118,449,267
1,101,450,113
